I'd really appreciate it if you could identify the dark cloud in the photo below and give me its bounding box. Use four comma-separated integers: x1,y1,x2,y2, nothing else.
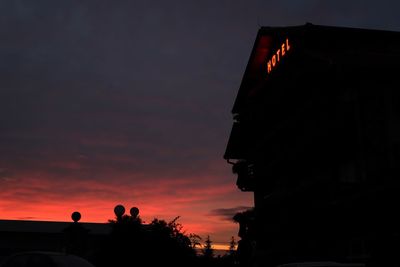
0,0,239,180
1,0,400,243
209,206,253,221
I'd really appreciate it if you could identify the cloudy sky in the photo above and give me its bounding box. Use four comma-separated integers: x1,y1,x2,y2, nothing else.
1,0,400,246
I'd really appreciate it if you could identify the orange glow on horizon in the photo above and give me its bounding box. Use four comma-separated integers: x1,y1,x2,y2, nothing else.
0,173,252,244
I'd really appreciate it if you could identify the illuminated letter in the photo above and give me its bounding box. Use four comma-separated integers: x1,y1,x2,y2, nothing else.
265,38,291,76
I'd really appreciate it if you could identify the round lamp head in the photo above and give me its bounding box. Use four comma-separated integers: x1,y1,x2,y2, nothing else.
71,211,81,223
114,204,125,217
130,207,139,218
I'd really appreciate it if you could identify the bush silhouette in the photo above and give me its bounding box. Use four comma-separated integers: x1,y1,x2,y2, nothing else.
93,213,198,267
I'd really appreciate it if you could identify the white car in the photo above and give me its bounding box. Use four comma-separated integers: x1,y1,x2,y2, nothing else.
275,262,365,267
0,251,95,267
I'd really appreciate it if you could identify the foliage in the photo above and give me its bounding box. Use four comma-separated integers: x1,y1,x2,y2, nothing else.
189,233,202,249
148,216,193,255
94,213,199,267
228,236,237,254
203,235,214,259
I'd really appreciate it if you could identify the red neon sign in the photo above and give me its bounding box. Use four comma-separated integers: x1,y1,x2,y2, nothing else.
267,38,291,74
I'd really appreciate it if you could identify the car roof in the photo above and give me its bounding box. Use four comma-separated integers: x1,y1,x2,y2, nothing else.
1,251,95,267
276,262,365,267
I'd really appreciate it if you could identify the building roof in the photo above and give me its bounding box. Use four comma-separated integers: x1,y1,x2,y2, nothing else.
0,220,111,235
224,23,400,160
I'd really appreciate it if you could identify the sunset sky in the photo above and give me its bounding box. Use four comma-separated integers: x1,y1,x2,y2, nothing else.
1,0,400,248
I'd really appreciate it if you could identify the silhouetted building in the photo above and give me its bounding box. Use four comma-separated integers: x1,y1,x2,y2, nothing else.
224,24,400,266
0,219,109,262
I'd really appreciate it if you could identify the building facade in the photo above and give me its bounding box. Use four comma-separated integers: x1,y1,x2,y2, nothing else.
224,24,400,266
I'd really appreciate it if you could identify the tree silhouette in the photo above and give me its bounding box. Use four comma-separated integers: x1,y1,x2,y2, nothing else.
146,217,198,267
189,233,202,250
228,236,237,255
203,235,214,259
93,209,199,267
233,208,255,267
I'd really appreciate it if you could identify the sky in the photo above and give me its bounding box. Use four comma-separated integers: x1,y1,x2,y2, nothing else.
1,0,400,248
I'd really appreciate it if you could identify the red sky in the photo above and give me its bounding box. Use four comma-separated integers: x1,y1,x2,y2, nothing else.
0,157,253,245
1,0,400,249
0,169,253,246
